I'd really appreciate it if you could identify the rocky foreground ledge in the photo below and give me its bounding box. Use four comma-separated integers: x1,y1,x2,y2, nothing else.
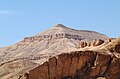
20,38,120,79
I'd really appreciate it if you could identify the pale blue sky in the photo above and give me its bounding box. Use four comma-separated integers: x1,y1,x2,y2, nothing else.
0,0,120,47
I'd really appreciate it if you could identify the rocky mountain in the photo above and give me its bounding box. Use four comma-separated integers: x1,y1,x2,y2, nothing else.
24,37,120,79
0,24,119,79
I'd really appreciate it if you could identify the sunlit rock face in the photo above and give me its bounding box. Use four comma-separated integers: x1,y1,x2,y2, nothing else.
1,24,118,79
24,50,120,79
22,37,120,79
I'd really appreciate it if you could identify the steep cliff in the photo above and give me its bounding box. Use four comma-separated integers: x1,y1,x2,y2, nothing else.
22,38,120,79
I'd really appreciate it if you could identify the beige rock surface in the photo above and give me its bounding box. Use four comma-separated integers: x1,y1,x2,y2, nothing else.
0,24,111,79
24,38,120,79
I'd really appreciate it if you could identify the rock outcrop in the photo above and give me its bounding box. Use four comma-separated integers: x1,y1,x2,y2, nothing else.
20,37,120,79
23,51,120,79
91,39,104,46
115,44,120,53
0,24,113,79
78,39,105,48
23,33,84,42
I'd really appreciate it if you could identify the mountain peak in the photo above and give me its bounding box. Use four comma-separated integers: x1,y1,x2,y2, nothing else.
54,24,68,28
54,24,66,27
24,24,109,43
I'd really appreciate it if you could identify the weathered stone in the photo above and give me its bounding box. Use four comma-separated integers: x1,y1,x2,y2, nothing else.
105,57,120,79
49,57,57,79
91,39,104,46
95,39,104,46
26,51,120,79
23,33,84,42
28,61,49,79
90,54,111,78
79,41,87,48
115,44,120,53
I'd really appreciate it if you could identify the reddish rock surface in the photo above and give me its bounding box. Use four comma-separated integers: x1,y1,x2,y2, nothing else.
24,51,120,79
115,44,120,53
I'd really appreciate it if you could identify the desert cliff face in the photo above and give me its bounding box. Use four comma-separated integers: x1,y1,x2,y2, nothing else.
0,24,120,79
24,43,120,79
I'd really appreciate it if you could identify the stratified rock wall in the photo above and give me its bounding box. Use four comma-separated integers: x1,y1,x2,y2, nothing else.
23,33,84,42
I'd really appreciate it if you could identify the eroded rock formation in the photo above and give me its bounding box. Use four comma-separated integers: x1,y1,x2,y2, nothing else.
78,39,105,48
0,24,115,79
20,37,120,79
91,39,104,46
23,51,120,79
23,33,84,42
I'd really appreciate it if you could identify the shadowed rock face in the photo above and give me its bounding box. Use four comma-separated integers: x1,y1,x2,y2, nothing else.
115,44,120,53
24,51,120,79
